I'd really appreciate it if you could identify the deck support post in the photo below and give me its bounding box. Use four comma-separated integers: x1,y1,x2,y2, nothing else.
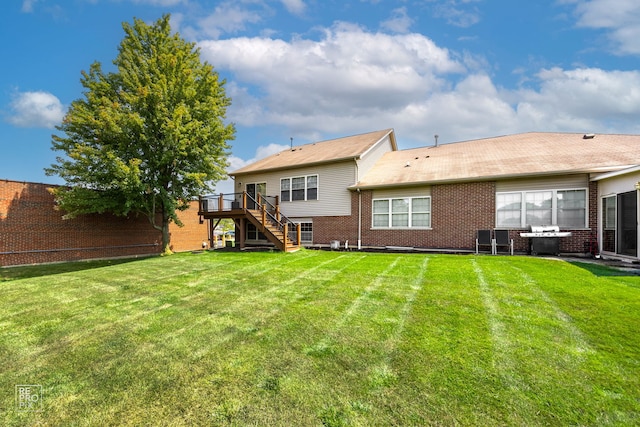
238,218,246,249
283,223,288,252
208,218,214,248
199,192,298,252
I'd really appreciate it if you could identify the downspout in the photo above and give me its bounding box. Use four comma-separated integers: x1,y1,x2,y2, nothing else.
636,181,640,259
358,189,362,250
355,160,362,250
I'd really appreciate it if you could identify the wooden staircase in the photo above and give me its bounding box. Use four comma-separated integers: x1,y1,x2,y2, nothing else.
245,209,301,252
198,192,302,252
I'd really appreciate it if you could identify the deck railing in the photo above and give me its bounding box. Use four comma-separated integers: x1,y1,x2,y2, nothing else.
199,193,244,212
199,192,301,250
252,193,300,247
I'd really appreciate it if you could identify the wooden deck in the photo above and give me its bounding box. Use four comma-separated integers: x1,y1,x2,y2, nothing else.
198,192,301,252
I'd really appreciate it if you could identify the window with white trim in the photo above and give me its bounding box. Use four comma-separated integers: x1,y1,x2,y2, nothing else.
372,197,431,228
299,222,313,242
281,175,318,202
496,188,587,228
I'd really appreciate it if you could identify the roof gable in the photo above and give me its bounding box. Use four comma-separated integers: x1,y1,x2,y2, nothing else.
231,129,396,175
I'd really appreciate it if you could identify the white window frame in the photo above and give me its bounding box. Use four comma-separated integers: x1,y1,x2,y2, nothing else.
496,188,588,228
297,221,313,243
280,174,319,202
372,196,432,229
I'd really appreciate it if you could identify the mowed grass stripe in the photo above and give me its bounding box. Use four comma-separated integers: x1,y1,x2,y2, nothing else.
474,256,640,426
505,257,640,425
257,254,433,426
304,256,405,356
382,255,502,425
472,256,588,424
471,258,521,396
2,252,640,426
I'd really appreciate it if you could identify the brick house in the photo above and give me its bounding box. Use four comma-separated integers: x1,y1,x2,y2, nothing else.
201,129,640,259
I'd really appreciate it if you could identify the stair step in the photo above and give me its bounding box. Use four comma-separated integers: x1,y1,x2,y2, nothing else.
244,209,299,252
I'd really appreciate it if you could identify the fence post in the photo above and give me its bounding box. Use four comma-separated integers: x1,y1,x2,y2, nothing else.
242,192,247,210
261,206,266,231
218,194,224,211
296,223,301,246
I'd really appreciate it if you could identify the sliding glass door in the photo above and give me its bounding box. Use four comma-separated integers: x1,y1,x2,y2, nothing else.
602,192,638,256
246,182,266,210
617,191,637,256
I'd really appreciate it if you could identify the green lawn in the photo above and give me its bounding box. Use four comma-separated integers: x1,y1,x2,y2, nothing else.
1,251,639,426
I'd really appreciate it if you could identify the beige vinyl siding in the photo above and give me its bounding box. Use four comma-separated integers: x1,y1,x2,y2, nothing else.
356,135,396,181
234,161,356,217
372,186,432,229
496,174,589,192
496,174,590,229
373,186,431,199
597,172,640,197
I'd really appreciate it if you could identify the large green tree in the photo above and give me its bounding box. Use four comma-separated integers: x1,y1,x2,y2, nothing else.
47,14,234,254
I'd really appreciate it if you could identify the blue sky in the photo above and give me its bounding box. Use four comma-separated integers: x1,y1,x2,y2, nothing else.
1,0,639,193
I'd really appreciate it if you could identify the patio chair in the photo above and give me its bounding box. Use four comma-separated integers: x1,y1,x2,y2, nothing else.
476,230,494,254
494,229,513,255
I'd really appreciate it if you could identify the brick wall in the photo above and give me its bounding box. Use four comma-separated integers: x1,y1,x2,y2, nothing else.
357,182,497,249
169,200,210,252
311,180,599,254
312,191,361,245
0,180,208,266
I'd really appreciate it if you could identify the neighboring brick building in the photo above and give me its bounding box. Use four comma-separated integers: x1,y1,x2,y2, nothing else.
0,179,208,266
217,129,640,259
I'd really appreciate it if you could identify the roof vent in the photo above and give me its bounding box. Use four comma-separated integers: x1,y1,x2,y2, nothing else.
405,161,411,167
583,133,595,139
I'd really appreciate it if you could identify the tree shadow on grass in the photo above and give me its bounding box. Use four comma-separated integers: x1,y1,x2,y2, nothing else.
569,261,640,277
0,257,148,282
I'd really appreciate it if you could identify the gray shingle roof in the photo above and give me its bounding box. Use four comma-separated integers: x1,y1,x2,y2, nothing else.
231,129,396,175
354,132,640,189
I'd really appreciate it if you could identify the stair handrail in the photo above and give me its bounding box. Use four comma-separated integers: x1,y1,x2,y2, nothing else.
245,192,300,245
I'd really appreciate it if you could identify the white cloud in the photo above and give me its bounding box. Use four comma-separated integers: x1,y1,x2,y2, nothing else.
228,143,289,172
214,142,290,194
7,91,65,129
571,0,640,55
199,22,640,150
280,0,306,16
200,23,465,136
433,0,482,28
381,7,414,33
184,2,264,39
515,67,640,130
21,0,37,13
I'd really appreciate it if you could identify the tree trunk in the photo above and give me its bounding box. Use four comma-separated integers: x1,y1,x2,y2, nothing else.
160,204,172,255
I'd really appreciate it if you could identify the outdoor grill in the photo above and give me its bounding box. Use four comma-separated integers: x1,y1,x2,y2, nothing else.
519,225,572,256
